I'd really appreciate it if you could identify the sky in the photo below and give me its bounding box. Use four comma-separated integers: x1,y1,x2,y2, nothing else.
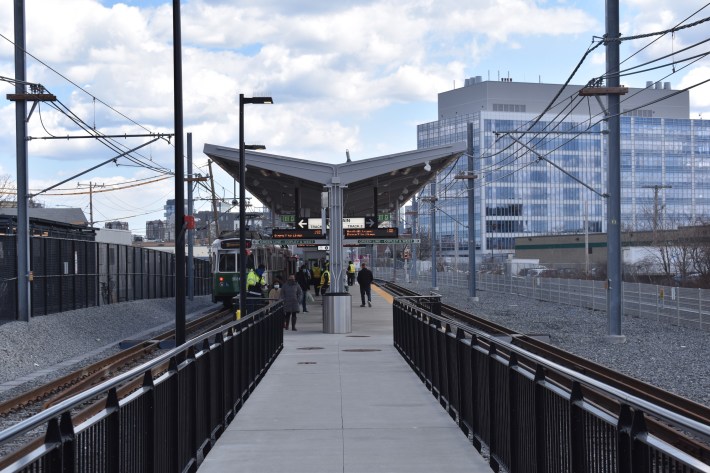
0,0,709,236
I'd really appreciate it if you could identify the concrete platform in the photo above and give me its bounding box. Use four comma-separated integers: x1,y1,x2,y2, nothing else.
197,287,492,473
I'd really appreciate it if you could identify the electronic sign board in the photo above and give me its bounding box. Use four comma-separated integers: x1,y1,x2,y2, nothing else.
343,227,398,238
271,229,324,239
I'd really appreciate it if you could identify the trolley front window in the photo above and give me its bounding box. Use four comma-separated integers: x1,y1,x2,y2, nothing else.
219,254,236,272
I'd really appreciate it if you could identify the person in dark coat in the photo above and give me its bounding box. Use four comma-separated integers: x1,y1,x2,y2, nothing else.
356,262,374,307
295,265,310,312
280,275,303,330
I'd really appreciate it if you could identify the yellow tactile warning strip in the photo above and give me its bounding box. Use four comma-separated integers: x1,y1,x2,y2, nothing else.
373,285,394,304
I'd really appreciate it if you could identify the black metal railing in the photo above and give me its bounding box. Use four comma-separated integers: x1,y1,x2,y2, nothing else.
0,302,284,473
392,297,710,473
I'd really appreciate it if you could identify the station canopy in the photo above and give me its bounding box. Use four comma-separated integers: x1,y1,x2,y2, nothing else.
203,143,467,219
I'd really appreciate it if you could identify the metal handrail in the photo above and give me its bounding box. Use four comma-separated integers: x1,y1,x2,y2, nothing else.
395,297,710,443
0,303,275,445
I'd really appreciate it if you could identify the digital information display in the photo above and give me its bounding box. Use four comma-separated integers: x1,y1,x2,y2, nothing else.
343,227,398,238
271,229,324,239
220,239,250,249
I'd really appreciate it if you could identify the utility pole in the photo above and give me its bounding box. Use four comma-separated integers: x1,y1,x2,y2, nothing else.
77,181,104,227
641,185,672,232
208,159,219,241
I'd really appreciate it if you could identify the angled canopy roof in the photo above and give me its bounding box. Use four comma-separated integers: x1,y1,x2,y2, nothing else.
203,143,467,218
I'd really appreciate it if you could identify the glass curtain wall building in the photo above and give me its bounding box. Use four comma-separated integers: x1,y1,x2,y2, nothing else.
415,79,710,263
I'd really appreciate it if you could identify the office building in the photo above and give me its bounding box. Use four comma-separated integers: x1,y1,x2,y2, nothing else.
415,78,710,259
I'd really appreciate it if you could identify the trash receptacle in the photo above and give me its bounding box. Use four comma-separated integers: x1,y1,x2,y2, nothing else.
322,292,352,333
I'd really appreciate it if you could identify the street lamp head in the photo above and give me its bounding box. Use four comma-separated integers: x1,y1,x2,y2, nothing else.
244,144,266,150
242,96,274,105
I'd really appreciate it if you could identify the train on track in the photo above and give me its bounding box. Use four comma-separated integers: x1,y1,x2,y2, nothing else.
210,231,298,307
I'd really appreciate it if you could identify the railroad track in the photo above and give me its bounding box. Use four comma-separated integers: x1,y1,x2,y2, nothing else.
381,281,710,463
0,305,232,466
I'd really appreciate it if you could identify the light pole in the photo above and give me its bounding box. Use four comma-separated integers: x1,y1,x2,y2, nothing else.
239,94,272,317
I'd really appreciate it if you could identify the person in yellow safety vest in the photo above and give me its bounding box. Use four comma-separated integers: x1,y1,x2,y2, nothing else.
311,264,322,296
320,265,331,295
246,264,267,296
245,264,267,313
346,261,356,286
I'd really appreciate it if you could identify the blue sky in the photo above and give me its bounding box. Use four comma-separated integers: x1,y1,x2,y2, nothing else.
1,0,708,235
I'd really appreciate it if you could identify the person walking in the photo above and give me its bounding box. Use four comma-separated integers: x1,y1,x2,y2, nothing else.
346,260,356,286
280,275,303,330
311,263,322,296
295,265,310,312
357,262,374,307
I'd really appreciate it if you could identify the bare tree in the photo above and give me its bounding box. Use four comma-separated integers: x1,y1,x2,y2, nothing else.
0,174,16,207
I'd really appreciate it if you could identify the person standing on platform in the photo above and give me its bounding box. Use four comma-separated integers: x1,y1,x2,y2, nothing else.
320,263,331,295
357,262,374,307
311,263,322,296
280,274,302,330
346,260,356,286
295,265,310,312
268,279,281,300
245,264,266,313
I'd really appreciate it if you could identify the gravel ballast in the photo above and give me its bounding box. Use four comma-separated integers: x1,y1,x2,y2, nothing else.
0,296,216,399
405,281,710,408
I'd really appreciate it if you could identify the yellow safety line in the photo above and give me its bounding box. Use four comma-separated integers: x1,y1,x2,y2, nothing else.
373,285,394,304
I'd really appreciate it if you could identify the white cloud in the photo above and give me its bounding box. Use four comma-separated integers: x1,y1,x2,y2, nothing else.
1,0,705,232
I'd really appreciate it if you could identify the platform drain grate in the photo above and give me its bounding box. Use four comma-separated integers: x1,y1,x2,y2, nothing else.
298,362,317,365
346,335,370,338
342,348,382,352
297,346,324,350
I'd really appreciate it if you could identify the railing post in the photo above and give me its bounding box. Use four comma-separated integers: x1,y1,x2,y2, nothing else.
508,353,521,473
616,404,633,473
534,365,546,473
487,343,500,472
105,388,120,473
630,411,650,472
569,382,586,473
142,371,155,473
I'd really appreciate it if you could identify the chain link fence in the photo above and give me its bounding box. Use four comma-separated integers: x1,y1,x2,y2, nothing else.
372,264,710,332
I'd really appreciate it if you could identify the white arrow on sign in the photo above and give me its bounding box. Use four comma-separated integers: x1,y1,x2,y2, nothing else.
297,219,308,229
365,217,376,228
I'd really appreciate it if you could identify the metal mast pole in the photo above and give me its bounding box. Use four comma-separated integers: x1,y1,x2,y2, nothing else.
172,0,186,346
430,181,438,291
187,132,194,301
239,94,246,318
14,0,30,322
467,123,478,300
605,0,624,341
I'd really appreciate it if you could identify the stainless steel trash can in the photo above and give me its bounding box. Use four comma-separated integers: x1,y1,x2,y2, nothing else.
322,292,352,333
